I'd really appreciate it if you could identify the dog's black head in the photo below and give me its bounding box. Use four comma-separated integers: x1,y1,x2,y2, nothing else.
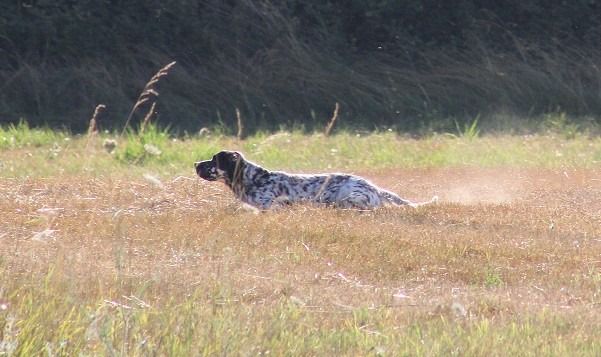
194,151,245,185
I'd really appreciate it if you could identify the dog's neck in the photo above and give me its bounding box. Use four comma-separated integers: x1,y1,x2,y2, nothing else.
226,159,270,198
242,159,269,183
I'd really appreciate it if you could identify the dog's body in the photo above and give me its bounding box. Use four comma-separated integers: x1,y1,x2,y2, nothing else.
195,151,436,210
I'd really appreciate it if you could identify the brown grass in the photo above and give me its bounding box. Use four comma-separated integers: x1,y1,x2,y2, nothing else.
86,104,105,138
236,107,244,140
120,61,176,136
324,102,340,137
3,39,601,349
1,128,600,353
139,102,156,136
2,167,599,316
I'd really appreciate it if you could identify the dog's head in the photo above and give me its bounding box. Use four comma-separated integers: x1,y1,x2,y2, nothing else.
194,151,245,185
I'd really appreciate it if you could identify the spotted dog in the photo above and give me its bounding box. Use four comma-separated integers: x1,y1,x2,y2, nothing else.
195,150,437,210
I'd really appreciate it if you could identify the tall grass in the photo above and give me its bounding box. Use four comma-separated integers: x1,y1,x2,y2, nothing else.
1,1,601,133
455,116,481,139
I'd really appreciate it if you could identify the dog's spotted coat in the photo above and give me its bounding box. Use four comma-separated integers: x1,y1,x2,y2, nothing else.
195,151,436,209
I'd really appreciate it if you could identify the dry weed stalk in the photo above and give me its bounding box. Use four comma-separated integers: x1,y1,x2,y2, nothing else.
120,61,176,137
140,102,156,135
83,104,106,168
85,104,106,154
236,107,244,140
324,102,340,137
87,104,105,138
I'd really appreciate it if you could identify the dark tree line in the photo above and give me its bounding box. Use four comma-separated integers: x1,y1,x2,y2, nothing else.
1,0,600,132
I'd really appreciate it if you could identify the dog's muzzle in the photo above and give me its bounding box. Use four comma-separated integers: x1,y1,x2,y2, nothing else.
195,161,218,181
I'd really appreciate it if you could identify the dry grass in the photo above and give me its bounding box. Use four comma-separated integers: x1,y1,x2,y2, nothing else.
324,102,340,137
1,134,601,354
236,107,244,140
120,61,176,137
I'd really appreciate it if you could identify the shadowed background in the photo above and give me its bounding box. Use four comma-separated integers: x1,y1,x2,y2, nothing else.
1,0,601,133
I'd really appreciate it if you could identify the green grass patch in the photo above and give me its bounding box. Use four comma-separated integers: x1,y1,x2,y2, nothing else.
0,121,68,149
1,124,600,178
114,123,173,165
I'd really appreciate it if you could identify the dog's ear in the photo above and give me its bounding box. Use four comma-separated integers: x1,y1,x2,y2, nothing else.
214,151,245,184
215,151,241,166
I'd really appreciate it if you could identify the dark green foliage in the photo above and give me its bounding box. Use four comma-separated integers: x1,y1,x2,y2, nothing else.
1,1,600,132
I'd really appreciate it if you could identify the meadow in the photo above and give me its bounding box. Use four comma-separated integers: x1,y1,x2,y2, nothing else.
1,123,601,355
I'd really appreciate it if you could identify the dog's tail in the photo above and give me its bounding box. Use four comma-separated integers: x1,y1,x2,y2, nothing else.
380,190,439,208
408,195,439,208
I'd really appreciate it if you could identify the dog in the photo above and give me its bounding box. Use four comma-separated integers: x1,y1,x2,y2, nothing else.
195,150,437,210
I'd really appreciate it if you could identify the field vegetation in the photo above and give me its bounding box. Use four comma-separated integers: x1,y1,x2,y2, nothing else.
2,1,601,132
1,124,600,355
2,1,601,354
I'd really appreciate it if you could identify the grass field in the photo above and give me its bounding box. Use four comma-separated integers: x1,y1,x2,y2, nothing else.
1,125,601,355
